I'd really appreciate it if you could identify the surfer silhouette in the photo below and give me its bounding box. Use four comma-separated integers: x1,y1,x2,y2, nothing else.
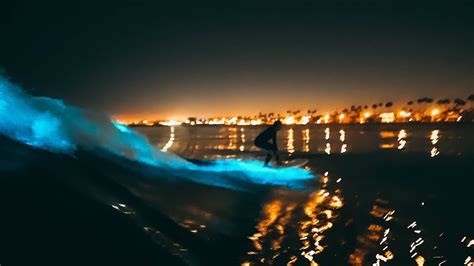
254,120,283,166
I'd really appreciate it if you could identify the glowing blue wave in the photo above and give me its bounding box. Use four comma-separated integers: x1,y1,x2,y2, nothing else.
0,75,315,190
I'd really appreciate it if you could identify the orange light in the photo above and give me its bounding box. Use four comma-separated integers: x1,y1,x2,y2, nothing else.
300,115,311,125
324,114,330,124
399,110,411,117
379,112,395,123
338,113,345,123
284,116,295,125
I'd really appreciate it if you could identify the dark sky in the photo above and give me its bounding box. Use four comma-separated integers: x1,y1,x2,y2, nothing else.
1,1,473,120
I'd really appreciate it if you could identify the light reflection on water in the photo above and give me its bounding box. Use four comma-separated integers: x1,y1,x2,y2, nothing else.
430,129,440,157
135,124,474,265
240,127,246,152
228,127,238,151
145,124,473,158
398,129,407,150
303,128,310,153
161,126,175,152
287,128,295,154
340,129,347,153
242,171,344,265
325,127,331,155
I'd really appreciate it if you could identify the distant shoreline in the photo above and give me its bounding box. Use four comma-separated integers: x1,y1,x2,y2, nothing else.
129,121,474,128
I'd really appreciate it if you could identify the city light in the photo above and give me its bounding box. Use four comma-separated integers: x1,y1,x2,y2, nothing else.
399,110,411,117
159,120,182,126
339,113,345,123
238,119,250,126
116,102,469,127
379,112,395,123
300,115,311,125
324,114,330,124
283,116,295,125
250,119,262,125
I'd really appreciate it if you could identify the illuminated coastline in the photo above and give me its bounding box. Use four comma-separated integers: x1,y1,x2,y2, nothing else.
116,98,474,126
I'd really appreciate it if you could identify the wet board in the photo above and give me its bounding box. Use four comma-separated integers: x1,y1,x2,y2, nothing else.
271,159,308,169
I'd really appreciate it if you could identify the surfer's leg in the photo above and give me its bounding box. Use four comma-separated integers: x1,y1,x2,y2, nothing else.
274,152,280,165
256,141,274,166
264,152,273,166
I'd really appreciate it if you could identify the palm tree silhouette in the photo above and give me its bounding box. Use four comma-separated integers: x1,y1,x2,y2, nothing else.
454,98,466,110
468,94,474,110
372,104,378,114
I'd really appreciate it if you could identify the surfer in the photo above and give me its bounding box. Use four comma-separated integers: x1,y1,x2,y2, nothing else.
254,120,283,167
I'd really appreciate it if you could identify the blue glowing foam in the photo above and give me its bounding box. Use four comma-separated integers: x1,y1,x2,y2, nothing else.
0,75,315,190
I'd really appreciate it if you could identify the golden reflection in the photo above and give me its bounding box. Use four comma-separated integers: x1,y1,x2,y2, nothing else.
379,131,396,138
340,129,347,153
467,239,474,248
341,144,347,153
273,204,296,251
329,195,343,208
406,219,428,265
179,218,209,236
287,128,295,154
161,126,175,152
325,143,331,154
228,127,238,150
430,129,440,157
465,256,473,265
287,256,298,265
248,200,282,251
303,128,310,152
244,171,345,265
298,172,344,265
339,129,345,142
398,129,407,140
430,130,439,144
240,127,246,152
349,199,395,266
380,143,395,149
379,130,397,149
242,171,349,265
398,129,407,150
245,198,298,265
324,128,330,154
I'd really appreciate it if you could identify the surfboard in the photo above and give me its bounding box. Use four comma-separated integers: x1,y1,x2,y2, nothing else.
271,158,308,168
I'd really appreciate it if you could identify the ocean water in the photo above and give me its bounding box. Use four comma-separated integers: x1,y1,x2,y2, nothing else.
133,124,474,265
136,123,474,159
1,119,473,265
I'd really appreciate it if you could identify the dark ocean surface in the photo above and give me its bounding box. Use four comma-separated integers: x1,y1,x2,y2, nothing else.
1,123,473,265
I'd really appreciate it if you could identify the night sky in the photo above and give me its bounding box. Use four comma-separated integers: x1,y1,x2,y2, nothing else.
1,1,473,120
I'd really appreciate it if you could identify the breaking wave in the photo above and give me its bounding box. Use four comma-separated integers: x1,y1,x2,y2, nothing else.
0,76,315,190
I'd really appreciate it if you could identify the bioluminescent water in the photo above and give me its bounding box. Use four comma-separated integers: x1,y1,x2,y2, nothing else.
0,76,314,190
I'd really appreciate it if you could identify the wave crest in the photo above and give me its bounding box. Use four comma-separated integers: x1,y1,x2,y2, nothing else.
0,76,315,190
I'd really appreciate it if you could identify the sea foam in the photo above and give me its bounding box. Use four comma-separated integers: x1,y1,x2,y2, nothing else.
0,76,315,190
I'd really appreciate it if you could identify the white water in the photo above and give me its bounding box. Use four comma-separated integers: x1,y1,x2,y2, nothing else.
0,76,315,190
